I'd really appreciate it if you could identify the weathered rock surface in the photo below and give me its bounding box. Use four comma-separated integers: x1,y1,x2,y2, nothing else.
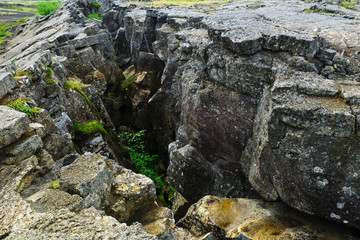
1,0,360,236
0,106,30,149
125,0,360,229
108,167,157,222
176,195,360,240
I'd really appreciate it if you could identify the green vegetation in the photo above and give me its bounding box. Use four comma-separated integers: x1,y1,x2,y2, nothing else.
51,179,60,189
14,71,34,78
86,10,102,20
46,66,52,77
0,19,29,46
37,1,61,16
7,99,39,116
64,81,96,109
92,1,101,8
121,75,135,89
119,130,175,207
44,66,55,85
73,121,107,134
44,77,56,85
341,1,356,10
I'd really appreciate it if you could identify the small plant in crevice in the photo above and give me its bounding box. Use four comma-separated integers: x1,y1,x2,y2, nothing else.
119,130,175,207
341,1,356,10
44,66,56,85
7,99,39,116
51,179,60,189
73,121,107,134
92,1,101,8
64,81,96,110
14,71,34,79
86,10,102,20
121,75,136,90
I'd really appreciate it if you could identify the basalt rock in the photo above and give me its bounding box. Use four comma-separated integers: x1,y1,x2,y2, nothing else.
112,0,360,229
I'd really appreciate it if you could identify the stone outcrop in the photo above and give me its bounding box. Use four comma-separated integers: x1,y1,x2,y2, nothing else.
0,0,360,237
117,0,360,229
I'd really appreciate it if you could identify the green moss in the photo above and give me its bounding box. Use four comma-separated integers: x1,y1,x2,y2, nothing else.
14,71,34,78
51,179,60,189
341,1,356,10
73,121,107,134
7,99,39,116
44,77,56,85
17,18,29,24
46,66,52,78
64,81,96,110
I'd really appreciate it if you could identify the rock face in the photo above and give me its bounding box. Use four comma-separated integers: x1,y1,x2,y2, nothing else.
1,0,360,236
118,1,360,229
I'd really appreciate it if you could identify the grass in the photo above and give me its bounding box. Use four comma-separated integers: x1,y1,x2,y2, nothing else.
0,18,29,46
341,1,356,10
37,1,61,16
73,121,107,134
119,130,175,207
7,98,39,116
64,81,96,110
86,10,102,20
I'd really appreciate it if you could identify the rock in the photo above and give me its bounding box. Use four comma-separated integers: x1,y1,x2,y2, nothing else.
176,196,360,240
108,167,156,222
54,112,74,137
60,152,114,209
0,135,43,165
0,106,30,149
140,207,175,239
28,123,46,138
4,208,158,240
25,189,83,212
0,72,17,100
35,149,55,174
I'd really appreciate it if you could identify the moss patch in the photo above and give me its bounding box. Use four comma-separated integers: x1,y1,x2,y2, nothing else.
7,98,39,116
64,81,96,110
73,121,107,134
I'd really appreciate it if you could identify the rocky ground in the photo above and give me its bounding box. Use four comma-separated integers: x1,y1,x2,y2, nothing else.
0,0,360,239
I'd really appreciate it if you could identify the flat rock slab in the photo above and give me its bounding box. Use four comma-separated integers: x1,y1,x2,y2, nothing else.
0,106,30,149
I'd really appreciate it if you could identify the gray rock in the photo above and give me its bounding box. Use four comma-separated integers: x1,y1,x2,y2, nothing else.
5,208,158,240
60,152,114,208
0,72,17,100
0,106,30,149
0,135,43,165
28,123,46,138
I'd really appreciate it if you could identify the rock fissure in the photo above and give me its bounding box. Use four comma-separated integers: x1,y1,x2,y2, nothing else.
0,0,360,239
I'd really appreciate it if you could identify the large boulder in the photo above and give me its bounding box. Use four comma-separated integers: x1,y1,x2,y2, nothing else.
60,152,114,208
